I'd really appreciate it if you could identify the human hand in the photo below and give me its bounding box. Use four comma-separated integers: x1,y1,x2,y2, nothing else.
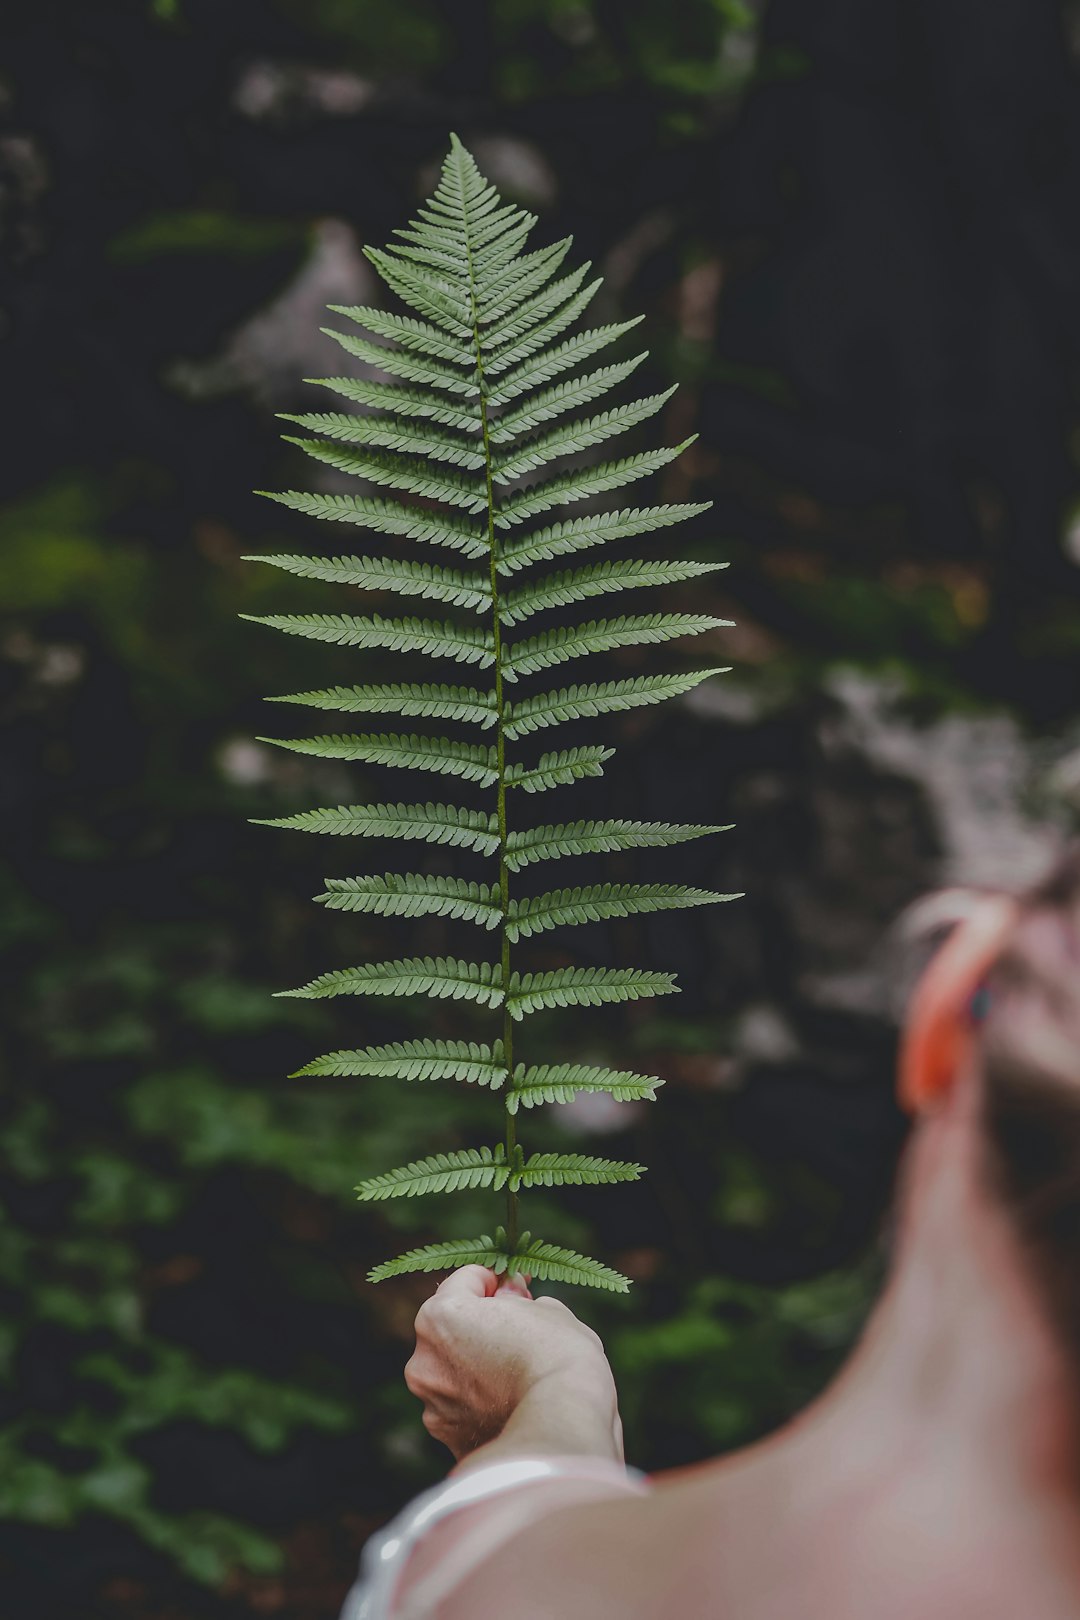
404,1266,622,1464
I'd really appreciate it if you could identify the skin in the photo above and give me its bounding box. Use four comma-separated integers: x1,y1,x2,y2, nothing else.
400,905,1080,1618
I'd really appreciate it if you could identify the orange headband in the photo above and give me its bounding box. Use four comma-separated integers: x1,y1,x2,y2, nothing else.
897,894,1019,1113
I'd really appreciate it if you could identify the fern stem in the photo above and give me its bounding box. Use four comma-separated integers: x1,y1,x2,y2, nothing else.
461,170,519,1254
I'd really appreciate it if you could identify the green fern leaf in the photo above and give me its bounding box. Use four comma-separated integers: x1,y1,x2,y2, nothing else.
244,135,735,1291
304,377,481,431
283,437,487,513
278,413,485,470
369,1234,506,1282
480,276,602,376
476,238,574,323
506,1063,661,1113
493,388,677,482
483,318,645,406
503,613,730,679
480,262,594,352
278,956,502,1006
294,1038,506,1085
408,201,526,260
357,1146,509,1201
505,966,677,1020
507,1236,630,1293
507,883,738,941
505,818,730,870
505,746,614,794
488,355,648,442
260,733,499,786
256,490,487,559
315,874,500,929
324,303,475,364
240,613,495,667
512,1153,643,1190
476,234,573,306
320,325,478,393
504,669,728,738
244,553,490,612
499,560,727,626
495,440,697,529
252,802,500,855
267,683,497,728
497,503,711,573
361,247,474,335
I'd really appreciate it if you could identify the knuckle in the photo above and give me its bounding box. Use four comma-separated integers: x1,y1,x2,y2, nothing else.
417,1299,451,1339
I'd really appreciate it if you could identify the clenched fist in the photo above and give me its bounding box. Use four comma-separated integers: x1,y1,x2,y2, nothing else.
404,1265,623,1464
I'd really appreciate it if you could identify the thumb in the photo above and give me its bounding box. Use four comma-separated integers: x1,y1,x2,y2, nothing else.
434,1265,498,1300
498,1271,533,1298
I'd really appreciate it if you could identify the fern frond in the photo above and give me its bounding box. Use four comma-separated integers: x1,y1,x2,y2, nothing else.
260,733,499,786
505,966,677,1020
506,818,730,870
495,441,697,529
480,277,602,376
499,560,726,626
324,303,475,365
362,247,474,335
244,553,490,612
279,956,502,1006
483,318,645,406
293,1038,506,1085
267,683,497,728
497,504,711,574
507,883,737,940
245,135,734,1292
252,802,500,855
503,613,730,679
368,1228,630,1289
283,438,487,513
369,1234,506,1282
480,263,594,352
475,238,574,324
507,1236,630,1293
399,204,530,265
513,1153,643,1189
320,326,478,393
305,378,480,431
492,388,678,483
504,670,728,738
506,1063,662,1113
487,355,648,442
315,874,500,929
256,491,487,560
278,413,485,470
357,1146,508,1201
239,613,495,668
504,746,614,794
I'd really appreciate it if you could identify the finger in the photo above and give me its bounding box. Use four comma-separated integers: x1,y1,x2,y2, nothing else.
498,1272,532,1298
434,1264,498,1300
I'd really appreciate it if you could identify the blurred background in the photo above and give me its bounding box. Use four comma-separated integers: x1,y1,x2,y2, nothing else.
4,1,1080,1615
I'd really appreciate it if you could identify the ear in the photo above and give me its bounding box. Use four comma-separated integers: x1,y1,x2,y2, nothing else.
898,896,1018,1113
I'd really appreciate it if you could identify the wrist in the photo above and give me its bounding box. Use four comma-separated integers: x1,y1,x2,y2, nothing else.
461,1369,620,1470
